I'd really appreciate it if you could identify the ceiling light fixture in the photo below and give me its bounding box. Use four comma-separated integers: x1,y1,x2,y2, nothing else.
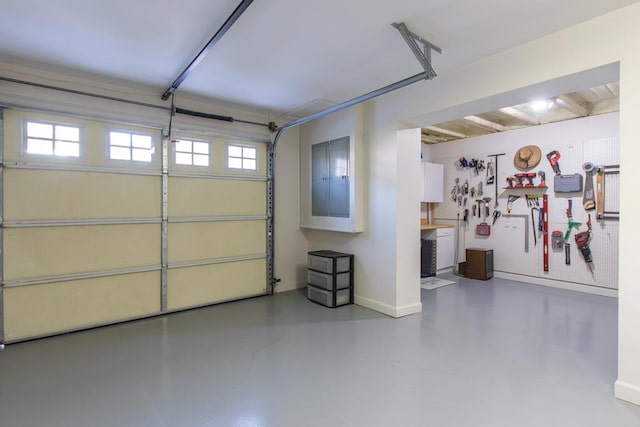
531,99,554,111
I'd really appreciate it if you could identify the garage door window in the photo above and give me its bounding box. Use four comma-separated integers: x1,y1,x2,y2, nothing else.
173,138,210,167
227,144,257,170
108,130,154,162
24,120,81,157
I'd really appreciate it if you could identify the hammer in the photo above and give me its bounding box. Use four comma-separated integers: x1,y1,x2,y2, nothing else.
483,197,492,217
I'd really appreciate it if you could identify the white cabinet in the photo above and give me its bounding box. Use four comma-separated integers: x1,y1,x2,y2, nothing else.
422,162,444,202
436,228,454,271
421,226,455,272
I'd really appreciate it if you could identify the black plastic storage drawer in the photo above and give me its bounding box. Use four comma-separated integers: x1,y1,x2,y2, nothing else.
307,250,353,274
306,250,354,308
307,285,352,308
307,269,351,291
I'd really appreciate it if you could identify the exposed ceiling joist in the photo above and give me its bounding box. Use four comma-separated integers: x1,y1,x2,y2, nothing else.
421,134,450,144
605,83,620,98
590,97,620,115
499,107,539,125
555,94,590,117
421,83,618,144
424,125,466,139
463,115,507,132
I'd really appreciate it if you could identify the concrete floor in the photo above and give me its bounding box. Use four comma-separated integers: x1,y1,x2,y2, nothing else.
1,276,639,427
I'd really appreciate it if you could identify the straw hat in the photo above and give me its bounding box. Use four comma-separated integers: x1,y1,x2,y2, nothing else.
513,145,542,170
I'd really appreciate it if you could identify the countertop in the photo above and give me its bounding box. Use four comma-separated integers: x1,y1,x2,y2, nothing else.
420,220,454,230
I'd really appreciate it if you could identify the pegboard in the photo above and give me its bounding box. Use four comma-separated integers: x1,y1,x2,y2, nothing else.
544,220,618,289
584,137,620,215
583,136,619,165
430,114,620,291
604,173,620,213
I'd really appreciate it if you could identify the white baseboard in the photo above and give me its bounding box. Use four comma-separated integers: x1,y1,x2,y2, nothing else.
615,380,640,406
395,302,423,317
354,295,422,318
278,284,423,317
494,271,618,298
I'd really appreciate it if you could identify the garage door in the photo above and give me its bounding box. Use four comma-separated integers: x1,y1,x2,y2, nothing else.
0,108,267,342
165,131,267,311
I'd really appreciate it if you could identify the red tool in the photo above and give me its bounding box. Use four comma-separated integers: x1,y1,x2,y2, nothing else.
506,176,515,188
546,151,561,174
476,197,492,236
543,194,549,272
525,172,536,187
514,173,525,188
564,200,581,240
484,197,492,217
575,231,594,273
476,222,491,236
538,170,546,187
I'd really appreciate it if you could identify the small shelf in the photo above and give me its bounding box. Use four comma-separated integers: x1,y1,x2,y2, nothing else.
502,186,548,190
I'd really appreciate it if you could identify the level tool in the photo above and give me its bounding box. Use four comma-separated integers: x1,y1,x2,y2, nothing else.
543,194,549,272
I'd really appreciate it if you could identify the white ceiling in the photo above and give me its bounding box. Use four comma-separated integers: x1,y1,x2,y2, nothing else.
0,0,638,116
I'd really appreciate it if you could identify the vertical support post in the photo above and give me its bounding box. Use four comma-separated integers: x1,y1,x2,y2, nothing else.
161,129,169,311
266,142,275,295
0,107,4,343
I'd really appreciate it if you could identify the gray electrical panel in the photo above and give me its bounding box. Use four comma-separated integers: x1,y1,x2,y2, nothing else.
311,136,350,217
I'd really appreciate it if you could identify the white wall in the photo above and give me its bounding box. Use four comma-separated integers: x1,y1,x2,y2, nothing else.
395,129,423,312
299,106,418,317
298,106,423,315
429,113,619,292
358,3,640,405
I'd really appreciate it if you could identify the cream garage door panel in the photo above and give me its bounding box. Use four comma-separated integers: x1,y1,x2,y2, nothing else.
168,220,265,264
4,224,160,281
4,169,161,220
1,108,270,342
167,259,266,310
168,177,266,217
3,271,160,341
